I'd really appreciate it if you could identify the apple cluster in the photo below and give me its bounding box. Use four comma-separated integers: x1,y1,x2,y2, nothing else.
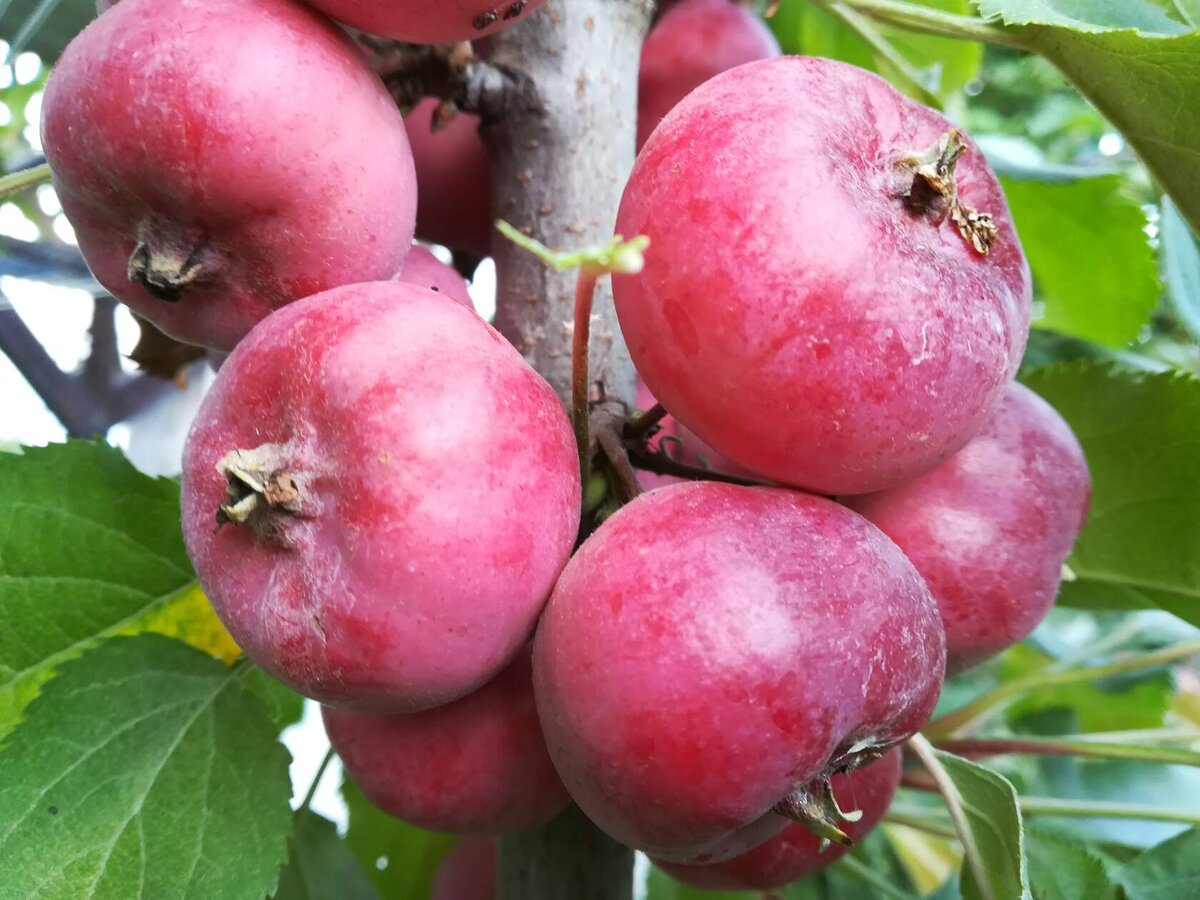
43,0,1091,893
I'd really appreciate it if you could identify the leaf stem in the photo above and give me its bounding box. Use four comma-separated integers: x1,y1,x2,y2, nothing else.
0,163,51,200
1065,727,1200,745
811,0,1027,48
1055,618,1147,669
827,3,943,108
907,734,996,900
1019,796,1200,827
935,736,1200,767
925,639,1200,738
893,792,1200,830
622,402,669,443
301,748,335,813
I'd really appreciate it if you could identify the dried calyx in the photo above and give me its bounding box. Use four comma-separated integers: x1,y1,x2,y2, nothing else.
214,446,308,533
897,129,998,256
772,741,891,849
127,239,215,302
773,774,864,849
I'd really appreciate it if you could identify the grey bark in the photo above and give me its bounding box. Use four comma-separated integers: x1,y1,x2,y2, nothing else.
482,1,653,898
497,804,636,900
484,0,651,410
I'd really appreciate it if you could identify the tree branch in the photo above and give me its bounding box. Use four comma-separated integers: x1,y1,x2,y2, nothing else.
0,289,177,437
352,34,533,122
479,1,653,897
485,0,651,409
0,304,110,437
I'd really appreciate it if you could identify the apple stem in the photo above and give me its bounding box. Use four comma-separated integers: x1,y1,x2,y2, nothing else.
622,402,669,443
494,219,649,485
589,401,643,504
572,268,600,482
623,436,765,488
838,856,927,900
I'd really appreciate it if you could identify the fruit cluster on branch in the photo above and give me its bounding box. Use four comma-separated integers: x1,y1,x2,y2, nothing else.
41,0,1093,895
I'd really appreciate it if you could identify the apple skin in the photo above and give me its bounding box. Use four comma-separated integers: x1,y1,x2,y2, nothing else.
398,245,475,310
638,0,780,149
432,838,497,900
848,382,1091,673
614,56,1031,495
301,0,546,44
534,482,944,863
181,281,580,712
45,0,416,352
405,99,494,258
656,749,903,890
324,651,569,833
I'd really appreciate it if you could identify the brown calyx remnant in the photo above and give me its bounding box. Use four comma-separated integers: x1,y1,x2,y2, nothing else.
214,446,307,534
772,774,864,850
897,129,998,257
127,237,215,302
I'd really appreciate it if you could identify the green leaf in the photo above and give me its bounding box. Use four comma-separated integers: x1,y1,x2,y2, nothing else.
1021,365,1200,626
1002,645,1174,732
1117,826,1200,898
977,0,1193,33
0,441,238,742
771,0,982,101
1017,331,1156,377
1001,174,1157,347
0,635,293,899
241,668,305,731
880,0,986,97
342,776,455,900
1147,0,1200,27
771,1,874,66
1027,760,1200,848
274,810,379,900
934,750,1031,900
1026,829,1120,900
1174,0,1200,27
996,21,1200,236
1161,195,1200,341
